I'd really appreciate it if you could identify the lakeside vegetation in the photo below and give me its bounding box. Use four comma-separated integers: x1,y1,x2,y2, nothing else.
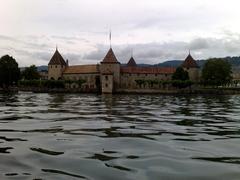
18,79,86,89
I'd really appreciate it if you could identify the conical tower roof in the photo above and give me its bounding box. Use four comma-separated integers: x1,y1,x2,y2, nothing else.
182,53,199,68
127,56,137,67
101,48,120,64
48,49,66,66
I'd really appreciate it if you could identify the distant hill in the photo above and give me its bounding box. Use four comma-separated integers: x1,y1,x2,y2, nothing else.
37,66,48,72
154,56,240,69
20,65,48,72
154,60,182,67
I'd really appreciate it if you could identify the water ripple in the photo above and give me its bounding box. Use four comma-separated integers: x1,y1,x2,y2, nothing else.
0,93,240,179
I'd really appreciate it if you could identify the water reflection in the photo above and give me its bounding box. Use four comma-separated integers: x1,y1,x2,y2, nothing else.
105,163,133,172
0,93,240,179
42,169,87,179
192,157,240,164
30,147,64,156
0,147,13,154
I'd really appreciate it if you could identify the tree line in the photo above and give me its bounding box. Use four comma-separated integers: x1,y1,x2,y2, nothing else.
169,58,233,88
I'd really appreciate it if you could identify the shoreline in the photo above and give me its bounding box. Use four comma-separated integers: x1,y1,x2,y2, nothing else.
0,87,238,95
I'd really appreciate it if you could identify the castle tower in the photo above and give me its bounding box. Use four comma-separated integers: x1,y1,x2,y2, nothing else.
182,52,200,82
100,48,120,93
48,48,67,80
127,56,137,67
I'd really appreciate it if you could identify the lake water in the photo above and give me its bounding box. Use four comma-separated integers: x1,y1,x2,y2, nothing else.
0,93,240,180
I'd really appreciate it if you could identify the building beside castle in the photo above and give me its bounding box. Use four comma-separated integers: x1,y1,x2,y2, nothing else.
47,48,200,93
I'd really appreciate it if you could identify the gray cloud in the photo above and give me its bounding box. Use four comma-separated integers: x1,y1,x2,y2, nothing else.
82,35,240,64
189,38,209,50
51,35,90,44
2,32,240,67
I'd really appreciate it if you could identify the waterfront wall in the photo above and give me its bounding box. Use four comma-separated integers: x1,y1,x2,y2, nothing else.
17,86,240,95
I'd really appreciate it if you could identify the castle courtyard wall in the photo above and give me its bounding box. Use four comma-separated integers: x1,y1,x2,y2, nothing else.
63,73,100,89
120,73,173,89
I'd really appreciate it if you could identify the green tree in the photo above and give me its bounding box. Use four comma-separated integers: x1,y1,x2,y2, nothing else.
171,67,191,89
201,58,232,86
0,55,20,87
21,65,40,80
172,67,189,81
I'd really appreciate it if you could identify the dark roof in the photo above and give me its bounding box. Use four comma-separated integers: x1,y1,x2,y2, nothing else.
121,67,176,74
63,65,99,74
48,49,66,66
182,54,199,68
127,57,137,67
101,48,120,64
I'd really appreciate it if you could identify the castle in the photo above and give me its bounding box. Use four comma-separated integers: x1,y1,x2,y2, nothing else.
47,47,200,93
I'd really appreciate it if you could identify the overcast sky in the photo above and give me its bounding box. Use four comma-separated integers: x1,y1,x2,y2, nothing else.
1,0,240,66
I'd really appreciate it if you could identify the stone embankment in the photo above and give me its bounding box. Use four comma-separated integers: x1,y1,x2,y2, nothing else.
2,87,240,95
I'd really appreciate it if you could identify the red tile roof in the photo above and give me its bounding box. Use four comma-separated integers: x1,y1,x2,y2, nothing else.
48,49,66,66
101,48,120,64
127,57,137,67
63,65,99,74
182,54,199,68
121,67,176,74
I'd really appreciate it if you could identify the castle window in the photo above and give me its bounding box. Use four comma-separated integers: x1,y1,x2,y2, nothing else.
105,83,108,87
105,76,108,81
55,65,57,68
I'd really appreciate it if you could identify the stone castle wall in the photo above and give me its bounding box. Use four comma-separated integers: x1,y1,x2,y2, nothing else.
63,73,99,89
48,65,66,80
184,68,200,82
120,73,172,89
100,63,121,90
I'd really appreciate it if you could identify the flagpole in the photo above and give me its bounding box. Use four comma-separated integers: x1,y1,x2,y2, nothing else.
109,29,112,48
